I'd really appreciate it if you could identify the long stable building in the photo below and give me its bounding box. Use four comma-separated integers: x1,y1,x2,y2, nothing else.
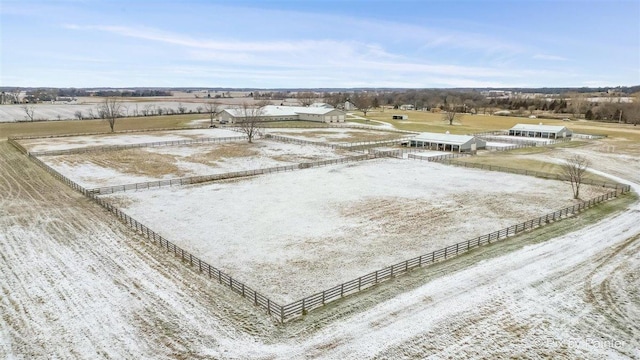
218,105,346,123
508,124,572,139
407,132,486,152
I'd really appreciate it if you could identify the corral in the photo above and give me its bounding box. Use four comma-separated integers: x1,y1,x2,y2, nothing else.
20,128,615,305
2,118,639,359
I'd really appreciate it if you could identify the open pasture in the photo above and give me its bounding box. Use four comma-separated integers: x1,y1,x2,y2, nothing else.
265,127,411,144
17,128,241,153
100,158,611,302
41,139,358,188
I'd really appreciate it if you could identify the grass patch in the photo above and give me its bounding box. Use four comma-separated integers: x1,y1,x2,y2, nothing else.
0,114,205,139
453,153,612,183
54,149,185,178
186,143,259,164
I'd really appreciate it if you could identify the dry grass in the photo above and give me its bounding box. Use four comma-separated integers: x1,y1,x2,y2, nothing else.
53,149,185,178
454,152,612,183
355,110,640,144
185,143,259,165
0,114,204,139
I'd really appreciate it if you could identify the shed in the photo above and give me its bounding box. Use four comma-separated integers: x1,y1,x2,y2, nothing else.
392,114,408,120
218,105,346,123
407,132,486,152
508,123,572,139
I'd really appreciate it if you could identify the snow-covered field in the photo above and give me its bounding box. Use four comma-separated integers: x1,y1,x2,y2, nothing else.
1,134,639,358
18,128,240,153
102,158,610,302
0,101,217,122
265,127,408,143
485,141,519,148
43,140,358,188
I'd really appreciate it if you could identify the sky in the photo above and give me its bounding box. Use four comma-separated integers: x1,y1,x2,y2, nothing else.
1,0,639,88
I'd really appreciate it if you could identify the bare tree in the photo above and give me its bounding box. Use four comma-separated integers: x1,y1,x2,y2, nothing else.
569,92,586,119
74,110,83,120
22,105,35,121
177,102,187,114
562,155,590,199
204,101,222,127
350,93,373,116
442,96,464,125
237,101,268,143
98,97,123,132
297,91,316,106
324,92,345,109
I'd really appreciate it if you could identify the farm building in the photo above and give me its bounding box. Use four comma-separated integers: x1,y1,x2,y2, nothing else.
400,104,415,110
392,114,408,120
508,124,572,139
406,132,486,152
218,105,346,123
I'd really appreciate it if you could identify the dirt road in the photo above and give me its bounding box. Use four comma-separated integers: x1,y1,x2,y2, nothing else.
1,139,639,358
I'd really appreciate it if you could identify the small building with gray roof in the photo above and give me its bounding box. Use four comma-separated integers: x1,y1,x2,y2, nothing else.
218,105,346,123
508,124,572,139
407,132,486,152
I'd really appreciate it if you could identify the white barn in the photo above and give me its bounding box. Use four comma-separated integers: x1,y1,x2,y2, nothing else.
218,105,346,123
407,132,486,152
508,124,572,139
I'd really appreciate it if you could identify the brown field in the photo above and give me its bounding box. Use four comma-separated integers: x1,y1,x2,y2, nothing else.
0,114,204,139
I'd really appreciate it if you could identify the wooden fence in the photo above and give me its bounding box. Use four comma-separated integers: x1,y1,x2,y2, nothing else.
7,126,209,141
29,136,248,156
9,141,286,322
89,154,376,195
485,144,531,152
264,134,410,151
407,152,473,162
279,185,630,320
8,137,632,323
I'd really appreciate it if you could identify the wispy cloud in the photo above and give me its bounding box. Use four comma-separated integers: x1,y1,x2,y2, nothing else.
533,53,569,61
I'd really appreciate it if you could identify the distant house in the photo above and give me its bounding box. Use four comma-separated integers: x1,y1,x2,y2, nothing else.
400,104,414,110
392,114,408,120
407,132,486,152
344,100,356,111
218,105,346,123
309,102,334,108
508,123,572,139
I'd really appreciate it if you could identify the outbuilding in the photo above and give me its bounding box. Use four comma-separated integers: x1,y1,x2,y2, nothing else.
218,105,346,123
508,123,572,139
407,132,486,152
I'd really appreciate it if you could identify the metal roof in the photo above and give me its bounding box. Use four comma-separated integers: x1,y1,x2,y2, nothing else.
412,132,482,145
222,105,342,117
510,124,569,133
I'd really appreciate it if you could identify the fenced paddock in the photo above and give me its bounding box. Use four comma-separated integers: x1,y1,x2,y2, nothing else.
99,158,617,304
38,139,363,189
7,137,631,323
15,128,241,154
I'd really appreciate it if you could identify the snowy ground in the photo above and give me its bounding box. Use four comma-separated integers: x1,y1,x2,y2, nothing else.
2,133,639,359
0,102,218,122
17,128,241,153
265,127,408,143
102,158,610,302
42,140,358,188
485,141,519,148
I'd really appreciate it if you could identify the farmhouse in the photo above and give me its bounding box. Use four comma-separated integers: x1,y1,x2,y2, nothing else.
508,123,572,139
218,105,346,123
407,132,486,152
